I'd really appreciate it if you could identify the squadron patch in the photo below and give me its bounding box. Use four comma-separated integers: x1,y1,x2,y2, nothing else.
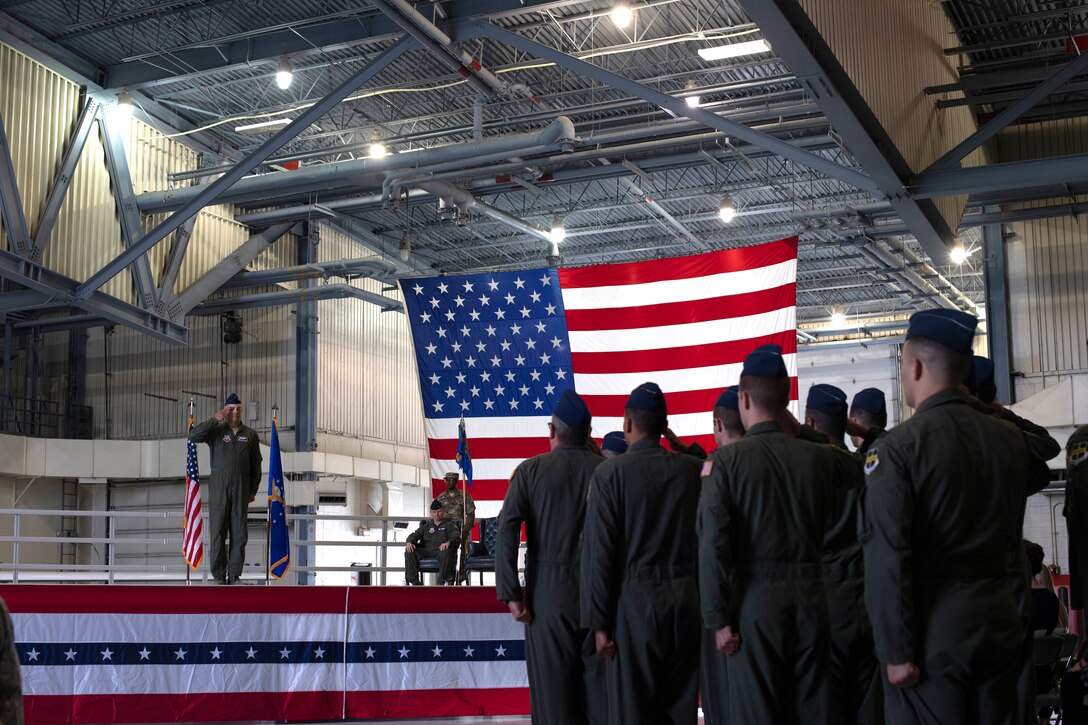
701,460,714,478
222,435,231,443
1070,442,1088,467
864,448,880,475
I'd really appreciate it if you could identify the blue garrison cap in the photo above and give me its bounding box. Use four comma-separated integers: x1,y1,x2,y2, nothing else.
806,384,848,418
553,388,590,429
626,382,667,414
973,355,995,387
905,309,978,355
742,345,788,379
430,499,443,511
225,392,241,405
601,431,628,454
851,388,886,417
715,385,739,410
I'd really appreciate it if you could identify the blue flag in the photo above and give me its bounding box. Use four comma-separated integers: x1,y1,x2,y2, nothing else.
456,419,473,487
267,418,290,579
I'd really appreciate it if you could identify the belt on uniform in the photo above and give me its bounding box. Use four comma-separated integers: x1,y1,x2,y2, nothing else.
916,554,1006,581
622,564,693,582
747,561,823,581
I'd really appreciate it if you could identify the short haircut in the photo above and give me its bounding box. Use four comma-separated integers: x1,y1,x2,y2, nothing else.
626,407,667,438
1023,539,1045,577
739,375,791,412
849,406,887,430
905,336,971,386
806,408,846,442
713,406,745,439
552,414,590,446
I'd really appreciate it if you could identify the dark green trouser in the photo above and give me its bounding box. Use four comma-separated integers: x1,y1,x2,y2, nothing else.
700,627,730,725
881,580,1021,725
404,545,456,584
827,577,882,725
605,578,700,725
208,483,249,582
523,569,604,724
729,579,830,724
1008,562,1035,725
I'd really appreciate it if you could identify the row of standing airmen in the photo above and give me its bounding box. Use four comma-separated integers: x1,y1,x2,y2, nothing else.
493,307,1088,725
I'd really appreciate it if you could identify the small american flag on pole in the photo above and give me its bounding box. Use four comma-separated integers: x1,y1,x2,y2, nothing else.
402,236,799,517
183,414,204,570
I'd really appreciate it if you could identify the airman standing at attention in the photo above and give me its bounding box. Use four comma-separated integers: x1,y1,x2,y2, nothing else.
438,471,475,584
861,309,1051,724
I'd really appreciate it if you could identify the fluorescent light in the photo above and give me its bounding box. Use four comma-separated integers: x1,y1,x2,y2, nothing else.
235,118,291,135
830,305,846,327
698,39,771,61
950,244,972,265
275,60,293,90
685,94,701,108
719,196,736,224
550,216,566,243
611,2,633,28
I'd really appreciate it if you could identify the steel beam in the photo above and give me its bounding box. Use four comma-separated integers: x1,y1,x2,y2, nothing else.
295,224,318,456
982,223,1012,404
913,153,1088,198
75,36,415,301
0,290,52,312
0,248,188,345
0,114,32,259
157,177,208,307
192,283,403,316
927,50,1088,172
321,218,440,277
31,98,102,263
171,222,295,318
469,20,879,196
733,0,955,262
98,109,158,309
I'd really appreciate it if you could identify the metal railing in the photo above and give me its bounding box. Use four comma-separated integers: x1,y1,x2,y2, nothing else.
0,508,502,586
0,395,93,438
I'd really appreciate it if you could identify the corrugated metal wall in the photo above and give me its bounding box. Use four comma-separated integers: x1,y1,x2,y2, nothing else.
799,0,983,234
315,224,426,466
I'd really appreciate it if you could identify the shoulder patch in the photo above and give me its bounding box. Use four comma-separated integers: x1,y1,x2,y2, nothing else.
701,460,714,478
1070,442,1088,467
222,434,231,443
864,448,880,475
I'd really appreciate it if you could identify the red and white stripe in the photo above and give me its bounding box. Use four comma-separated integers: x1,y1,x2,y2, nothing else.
426,237,799,517
183,427,204,570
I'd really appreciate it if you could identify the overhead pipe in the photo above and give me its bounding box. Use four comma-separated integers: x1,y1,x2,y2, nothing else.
381,143,555,202
884,238,979,313
192,284,403,316
138,116,575,212
857,241,960,311
222,256,400,289
419,180,552,243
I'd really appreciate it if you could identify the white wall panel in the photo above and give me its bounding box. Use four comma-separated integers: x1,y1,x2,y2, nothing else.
797,343,902,431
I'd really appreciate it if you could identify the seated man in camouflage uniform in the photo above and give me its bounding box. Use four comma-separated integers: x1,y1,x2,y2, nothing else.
438,471,475,584
405,500,461,585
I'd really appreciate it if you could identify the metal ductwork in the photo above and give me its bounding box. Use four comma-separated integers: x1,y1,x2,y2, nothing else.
419,180,552,243
193,283,403,316
137,117,576,213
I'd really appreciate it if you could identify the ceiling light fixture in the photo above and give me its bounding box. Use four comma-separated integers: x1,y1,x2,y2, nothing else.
684,80,700,108
235,118,292,135
950,244,972,265
550,216,566,243
698,39,772,61
369,133,387,159
115,90,133,116
830,305,846,327
719,196,736,224
399,234,411,262
611,2,633,29
275,59,293,90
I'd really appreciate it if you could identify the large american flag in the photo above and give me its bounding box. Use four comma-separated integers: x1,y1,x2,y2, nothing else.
183,416,204,570
402,237,799,516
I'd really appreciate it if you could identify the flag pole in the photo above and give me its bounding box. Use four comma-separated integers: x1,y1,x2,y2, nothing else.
266,405,278,586
186,397,194,586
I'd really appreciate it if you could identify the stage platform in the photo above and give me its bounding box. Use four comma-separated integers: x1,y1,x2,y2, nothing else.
1,584,528,724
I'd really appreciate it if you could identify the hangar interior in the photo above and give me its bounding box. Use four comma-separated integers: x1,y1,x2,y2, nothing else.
0,0,1086,584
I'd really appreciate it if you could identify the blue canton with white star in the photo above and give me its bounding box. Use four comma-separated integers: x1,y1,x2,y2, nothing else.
402,269,575,418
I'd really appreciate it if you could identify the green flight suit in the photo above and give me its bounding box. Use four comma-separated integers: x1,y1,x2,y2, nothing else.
0,597,22,725
1065,425,1088,611
496,443,606,725
405,516,460,584
699,421,849,724
188,418,263,583
860,389,1051,725
824,443,881,725
582,437,703,725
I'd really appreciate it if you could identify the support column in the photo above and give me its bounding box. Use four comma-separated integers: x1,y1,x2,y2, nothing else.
64,328,89,438
294,223,319,586
292,504,316,586
983,223,1013,403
